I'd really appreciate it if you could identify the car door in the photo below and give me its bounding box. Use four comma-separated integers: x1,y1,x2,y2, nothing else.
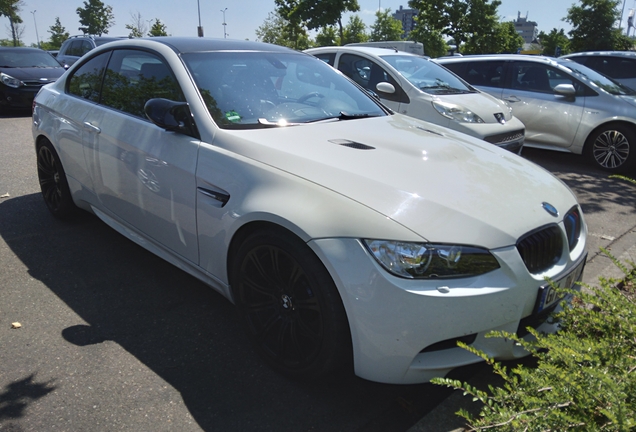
334,53,408,113
82,49,200,263
500,61,585,149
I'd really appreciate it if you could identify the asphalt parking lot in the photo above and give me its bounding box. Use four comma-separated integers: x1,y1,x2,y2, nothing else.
1,110,635,432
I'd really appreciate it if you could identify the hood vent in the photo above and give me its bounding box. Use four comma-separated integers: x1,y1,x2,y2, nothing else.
329,139,375,150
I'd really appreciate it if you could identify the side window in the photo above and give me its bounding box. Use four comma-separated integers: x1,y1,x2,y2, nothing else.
511,63,553,93
338,53,405,102
313,53,335,66
67,40,82,56
67,52,110,102
80,40,93,55
608,58,636,79
512,62,585,95
462,61,505,88
100,50,184,118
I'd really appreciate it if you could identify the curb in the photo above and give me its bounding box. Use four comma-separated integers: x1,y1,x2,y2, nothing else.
407,227,636,432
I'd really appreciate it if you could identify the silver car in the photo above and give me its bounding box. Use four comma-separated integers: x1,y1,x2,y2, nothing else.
305,46,526,153
437,54,636,173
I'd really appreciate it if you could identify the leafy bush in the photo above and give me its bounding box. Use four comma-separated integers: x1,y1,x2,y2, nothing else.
432,251,636,431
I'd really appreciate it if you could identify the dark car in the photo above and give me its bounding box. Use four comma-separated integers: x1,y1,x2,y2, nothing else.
0,47,65,111
56,35,127,67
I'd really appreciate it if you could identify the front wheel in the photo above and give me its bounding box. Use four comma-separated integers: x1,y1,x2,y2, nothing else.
37,140,78,218
230,228,351,380
585,125,636,173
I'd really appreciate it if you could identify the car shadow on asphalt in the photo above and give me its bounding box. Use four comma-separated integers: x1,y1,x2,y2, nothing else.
0,193,486,432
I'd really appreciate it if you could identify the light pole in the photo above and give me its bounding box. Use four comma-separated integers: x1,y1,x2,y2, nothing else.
221,8,228,39
197,0,204,37
31,10,40,49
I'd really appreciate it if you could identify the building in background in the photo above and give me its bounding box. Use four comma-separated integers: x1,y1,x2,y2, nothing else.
392,6,417,39
514,12,539,44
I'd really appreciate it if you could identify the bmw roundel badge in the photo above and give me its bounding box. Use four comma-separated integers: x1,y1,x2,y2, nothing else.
542,202,559,217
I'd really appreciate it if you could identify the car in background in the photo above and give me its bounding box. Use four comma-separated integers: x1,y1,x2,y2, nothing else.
0,47,65,111
33,37,587,385
560,51,636,91
437,54,636,173
305,46,525,153
56,35,127,67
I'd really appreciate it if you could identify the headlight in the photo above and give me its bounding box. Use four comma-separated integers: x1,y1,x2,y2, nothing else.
363,240,500,279
0,72,23,88
432,100,484,123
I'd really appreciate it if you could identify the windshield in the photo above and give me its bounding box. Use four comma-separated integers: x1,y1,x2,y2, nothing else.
557,59,635,96
380,54,475,95
0,50,62,68
181,51,386,129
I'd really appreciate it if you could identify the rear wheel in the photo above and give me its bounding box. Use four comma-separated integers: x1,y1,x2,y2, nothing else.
37,140,78,218
230,228,351,380
585,124,636,173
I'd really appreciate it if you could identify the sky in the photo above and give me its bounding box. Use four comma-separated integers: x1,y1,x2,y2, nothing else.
9,0,636,48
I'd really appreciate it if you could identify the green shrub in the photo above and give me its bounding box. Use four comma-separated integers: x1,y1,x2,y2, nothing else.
432,251,636,431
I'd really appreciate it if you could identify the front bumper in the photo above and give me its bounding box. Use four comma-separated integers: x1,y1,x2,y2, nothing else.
0,84,44,110
310,232,586,384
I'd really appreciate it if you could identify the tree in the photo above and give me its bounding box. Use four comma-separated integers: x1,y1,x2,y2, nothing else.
148,19,168,37
125,11,146,38
76,0,115,36
0,0,23,46
256,9,310,50
408,0,501,53
463,21,523,54
342,15,368,45
566,0,633,51
369,8,404,41
276,0,359,45
538,28,571,56
46,17,70,49
409,26,448,57
315,26,338,46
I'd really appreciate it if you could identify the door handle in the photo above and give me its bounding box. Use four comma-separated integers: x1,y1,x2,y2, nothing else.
83,122,101,133
503,95,521,103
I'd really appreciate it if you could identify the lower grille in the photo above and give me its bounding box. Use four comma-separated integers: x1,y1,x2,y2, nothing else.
484,129,525,144
517,225,563,274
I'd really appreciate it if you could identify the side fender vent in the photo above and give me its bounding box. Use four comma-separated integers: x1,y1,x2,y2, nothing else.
329,139,375,150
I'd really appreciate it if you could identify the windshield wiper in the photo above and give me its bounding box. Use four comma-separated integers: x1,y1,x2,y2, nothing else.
309,111,380,123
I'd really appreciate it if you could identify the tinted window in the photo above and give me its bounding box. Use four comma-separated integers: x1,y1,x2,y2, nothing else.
100,50,184,118
458,60,505,88
67,40,83,57
313,52,335,66
67,52,110,102
511,62,589,95
557,59,634,95
79,40,93,55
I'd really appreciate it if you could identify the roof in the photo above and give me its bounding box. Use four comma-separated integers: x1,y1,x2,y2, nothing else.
128,37,297,54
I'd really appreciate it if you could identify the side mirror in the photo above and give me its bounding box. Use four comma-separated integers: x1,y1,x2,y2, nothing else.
376,82,396,94
144,98,198,138
554,84,576,97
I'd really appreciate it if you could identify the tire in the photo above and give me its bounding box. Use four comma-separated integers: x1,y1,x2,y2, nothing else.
37,140,78,218
230,228,351,380
585,124,636,173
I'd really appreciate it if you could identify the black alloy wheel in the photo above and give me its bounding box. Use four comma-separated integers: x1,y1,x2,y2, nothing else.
231,228,351,380
37,140,78,218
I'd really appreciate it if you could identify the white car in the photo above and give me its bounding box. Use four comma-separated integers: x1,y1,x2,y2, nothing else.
305,46,526,153
32,38,587,385
561,51,636,91
437,54,636,173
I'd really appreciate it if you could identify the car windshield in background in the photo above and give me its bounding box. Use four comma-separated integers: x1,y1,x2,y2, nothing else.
182,51,386,129
0,50,61,68
381,55,474,95
557,60,635,96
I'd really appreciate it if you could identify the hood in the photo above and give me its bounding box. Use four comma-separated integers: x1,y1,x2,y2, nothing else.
437,91,513,124
223,115,577,249
1,66,65,83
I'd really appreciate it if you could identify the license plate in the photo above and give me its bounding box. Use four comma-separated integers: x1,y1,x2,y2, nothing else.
535,258,586,314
